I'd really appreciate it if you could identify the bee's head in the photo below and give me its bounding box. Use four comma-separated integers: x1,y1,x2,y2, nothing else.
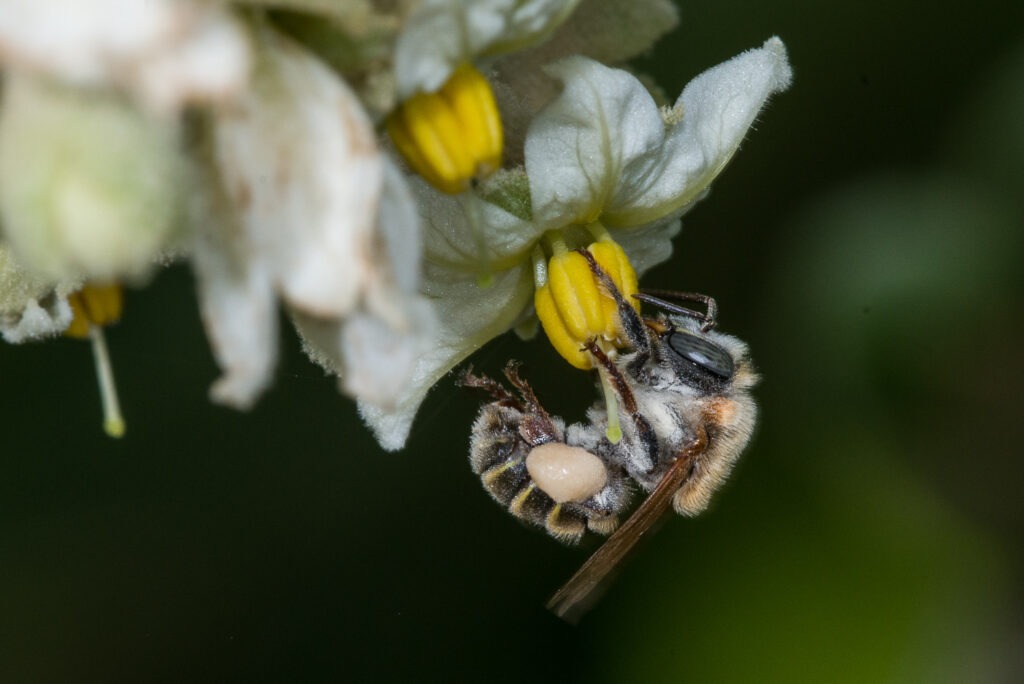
657,315,758,396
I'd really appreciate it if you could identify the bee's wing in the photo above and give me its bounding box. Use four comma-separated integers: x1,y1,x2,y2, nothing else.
546,442,700,623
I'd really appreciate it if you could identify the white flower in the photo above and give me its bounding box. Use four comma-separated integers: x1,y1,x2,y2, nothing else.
394,0,582,98
362,37,792,450
194,26,433,411
0,0,251,113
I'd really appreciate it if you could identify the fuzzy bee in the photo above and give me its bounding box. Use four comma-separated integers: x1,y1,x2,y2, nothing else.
460,251,759,619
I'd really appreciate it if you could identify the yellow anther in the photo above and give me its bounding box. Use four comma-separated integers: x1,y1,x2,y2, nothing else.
534,239,640,369
65,283,123,339
65,284,126,438
387,64,503,194
589,239,639,341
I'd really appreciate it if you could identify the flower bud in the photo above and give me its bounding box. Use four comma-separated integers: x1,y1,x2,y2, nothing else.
0,74,184,283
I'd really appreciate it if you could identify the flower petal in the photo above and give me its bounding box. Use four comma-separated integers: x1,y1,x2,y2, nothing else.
213,26,382,318
0,244,76,343
0,297,73,344
613,217,682,278
0,0,250,113
414,178,544,272
294,161,439,410
296,298,435,410
0,0,183,84
359,264,533,451
130,8,251,113
192,206,279,410
524,56,665,230
395,0,580,98
604,37,793,227
492,0,679,163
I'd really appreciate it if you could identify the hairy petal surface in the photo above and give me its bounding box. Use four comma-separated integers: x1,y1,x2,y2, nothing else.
605,37,793,226
213,26,382,319
414,179,543,272
525,39,792,231
0,244,78,343
525,56,665,229
355,177,539,449
359,264,533,451
614,217,682,277
493,0,679,162
395,0,580,98
296,161,438,409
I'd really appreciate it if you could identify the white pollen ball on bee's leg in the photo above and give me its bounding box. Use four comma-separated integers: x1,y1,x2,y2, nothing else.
525,443,608,504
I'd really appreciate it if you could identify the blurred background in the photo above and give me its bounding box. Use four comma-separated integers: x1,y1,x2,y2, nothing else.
2,1,1022,681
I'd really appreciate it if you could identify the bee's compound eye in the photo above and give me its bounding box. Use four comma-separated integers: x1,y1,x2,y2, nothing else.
526,443,608,504
667,331,735,380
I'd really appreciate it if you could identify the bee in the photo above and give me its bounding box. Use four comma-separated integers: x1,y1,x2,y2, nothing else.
460,250,759,621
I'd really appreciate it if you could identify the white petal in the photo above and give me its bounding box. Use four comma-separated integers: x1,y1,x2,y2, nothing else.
395,0,580,97
131,9,252,113
340,300,435,408
0,1,251,113
604,37,793,227
0,243,76,342
524,56,665,230
414,178,543,271
614,217,682,277
214,27,382,318
359,265,534,451
192,215,279,411
294,160,438,409
0,0,180,83
492,0,679,162
294,304,438,412
372,159,423,305
0,297,72,343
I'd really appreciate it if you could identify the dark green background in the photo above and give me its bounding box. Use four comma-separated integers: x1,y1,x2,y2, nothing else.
3,1,1022,681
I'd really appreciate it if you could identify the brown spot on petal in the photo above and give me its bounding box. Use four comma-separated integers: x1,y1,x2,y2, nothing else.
338,94,376,158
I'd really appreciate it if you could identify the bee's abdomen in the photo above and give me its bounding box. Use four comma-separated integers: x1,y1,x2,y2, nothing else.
468,404,590,543
468,404,526,476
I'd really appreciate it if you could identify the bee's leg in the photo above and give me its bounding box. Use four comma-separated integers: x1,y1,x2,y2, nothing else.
576,249,650,356
586,342,659,473
458,365,524,411
502,361,549,416
502,361,562,446
634,290,718,332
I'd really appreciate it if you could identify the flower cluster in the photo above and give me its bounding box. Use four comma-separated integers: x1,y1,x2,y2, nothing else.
0,0,791,447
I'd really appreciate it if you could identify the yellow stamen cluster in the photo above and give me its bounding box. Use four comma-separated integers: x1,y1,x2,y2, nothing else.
387,64,503,194
65,283,123,339
65,284,125,438
534,238,640,370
